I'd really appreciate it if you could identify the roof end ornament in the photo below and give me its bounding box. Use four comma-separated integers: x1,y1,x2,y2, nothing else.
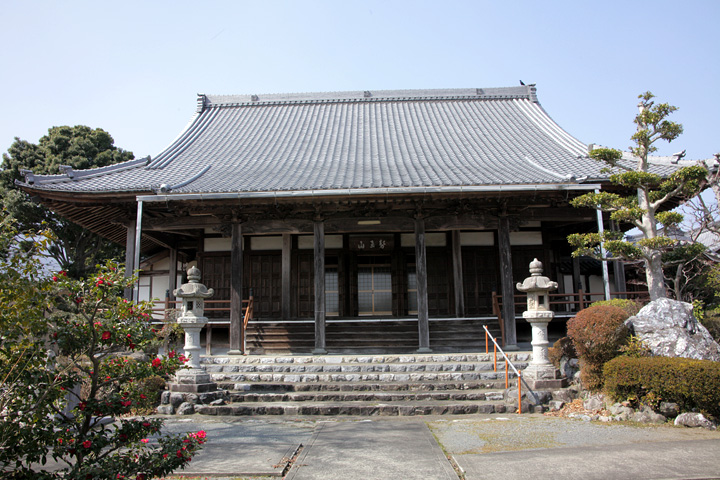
58,165,75,179
196,93,207,113
20,169,35,184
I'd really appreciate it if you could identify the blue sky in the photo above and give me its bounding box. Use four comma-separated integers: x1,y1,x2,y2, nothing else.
1,0,718,163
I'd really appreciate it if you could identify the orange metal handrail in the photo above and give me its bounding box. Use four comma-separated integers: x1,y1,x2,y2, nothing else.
483,325,524,414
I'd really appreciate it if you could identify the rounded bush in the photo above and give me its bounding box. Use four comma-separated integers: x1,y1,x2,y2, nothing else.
567,305,630,390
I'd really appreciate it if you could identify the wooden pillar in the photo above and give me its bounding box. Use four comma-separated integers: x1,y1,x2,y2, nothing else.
572,257,582,292
498,216,517,349
228,223,244,355
282,234,292,320
451,230,465,317
613,260,627,298
415,217,432,353
123,219,136,300
313,220,327,354
168,247,178,297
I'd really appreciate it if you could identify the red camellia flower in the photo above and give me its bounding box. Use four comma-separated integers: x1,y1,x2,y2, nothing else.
83,440,92,449
152,358,162,368
176,450,183,458
96,279,104,286
168,350,175,359
101,331,111,340
52,275,59,282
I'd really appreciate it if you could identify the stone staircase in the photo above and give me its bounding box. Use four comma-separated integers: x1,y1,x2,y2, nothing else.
159,352,542,416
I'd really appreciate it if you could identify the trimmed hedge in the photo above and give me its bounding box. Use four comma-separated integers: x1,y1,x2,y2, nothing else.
604,355,720,418
590,298,644,317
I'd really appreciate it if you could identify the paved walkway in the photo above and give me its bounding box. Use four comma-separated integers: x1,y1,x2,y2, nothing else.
161,415,720,480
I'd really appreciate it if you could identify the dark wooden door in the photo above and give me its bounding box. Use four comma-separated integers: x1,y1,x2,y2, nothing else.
462,247,498,316
249,253,282,318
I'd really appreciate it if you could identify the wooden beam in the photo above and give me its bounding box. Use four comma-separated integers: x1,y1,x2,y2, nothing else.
498,216,517,348
282,233,292,320
313,220,327,354
228,223,244,355
415,217,431,353
451,230,465,317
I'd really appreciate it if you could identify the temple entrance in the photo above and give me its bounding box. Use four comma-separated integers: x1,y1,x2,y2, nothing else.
357,256,392,315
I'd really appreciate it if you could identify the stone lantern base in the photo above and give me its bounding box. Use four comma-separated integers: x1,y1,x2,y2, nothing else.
522,364,567,389
169,369,218,394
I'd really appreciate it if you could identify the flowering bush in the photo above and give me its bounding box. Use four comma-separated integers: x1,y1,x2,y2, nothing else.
0,217,204,479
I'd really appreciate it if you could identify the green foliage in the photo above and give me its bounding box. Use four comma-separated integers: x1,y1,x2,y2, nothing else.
590,298,644,317
588,147,622,166
0,222,205,479
700,311,720,343
548,336,577,368
568,92,708,301
567,305,630,391
618,336,653,358
567,232,643,260
609,171,662,189
1,126,134,279
654,211,684,228
604,356,720,418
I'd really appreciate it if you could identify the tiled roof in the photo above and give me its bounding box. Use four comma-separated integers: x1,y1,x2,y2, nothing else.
18,86,682,196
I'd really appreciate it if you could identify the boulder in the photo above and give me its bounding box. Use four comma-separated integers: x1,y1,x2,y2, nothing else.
156,405,174,415
624,298,720,361
583,394,605,412
674,412,716,429
177,402,195,415
659,402,680,418
631,406,666,424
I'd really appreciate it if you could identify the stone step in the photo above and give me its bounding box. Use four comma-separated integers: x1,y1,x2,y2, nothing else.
200,353,530,365
217,379,513,392
192,400,517,416
209,370,519,384
226,389,505,403
204,361,528,374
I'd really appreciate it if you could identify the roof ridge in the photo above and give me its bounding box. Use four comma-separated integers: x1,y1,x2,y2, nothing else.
18,156,150,186
200,86,537,110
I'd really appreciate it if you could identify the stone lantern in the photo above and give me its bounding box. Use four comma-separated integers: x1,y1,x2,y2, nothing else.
170,265,217,393
516,259,566,388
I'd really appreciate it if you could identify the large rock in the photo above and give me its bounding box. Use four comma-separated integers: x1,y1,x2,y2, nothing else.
674,412,716,429
624,298,720,361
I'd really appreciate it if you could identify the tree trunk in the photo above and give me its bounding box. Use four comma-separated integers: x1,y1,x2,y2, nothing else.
645,251,667,300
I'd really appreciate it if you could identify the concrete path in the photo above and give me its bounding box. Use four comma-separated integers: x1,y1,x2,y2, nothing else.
160,415,720,480
285,420,456,480
454,438,720,480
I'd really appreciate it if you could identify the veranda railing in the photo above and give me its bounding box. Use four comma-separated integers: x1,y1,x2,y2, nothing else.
151,295,254,355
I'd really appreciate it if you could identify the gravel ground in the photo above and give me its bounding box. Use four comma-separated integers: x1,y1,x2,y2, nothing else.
427,414,720,455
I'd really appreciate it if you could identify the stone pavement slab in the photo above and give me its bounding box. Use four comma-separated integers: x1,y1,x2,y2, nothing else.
454,438,720,480
162,417,314,476
286,419,456,480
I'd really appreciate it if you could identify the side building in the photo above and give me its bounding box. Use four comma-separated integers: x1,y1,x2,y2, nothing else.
18,86,678,354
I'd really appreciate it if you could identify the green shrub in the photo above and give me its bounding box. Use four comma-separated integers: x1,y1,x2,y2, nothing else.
604,356,720,418
701,310,720,343
567,305,630,391
590,298,644,317
549,336,577,368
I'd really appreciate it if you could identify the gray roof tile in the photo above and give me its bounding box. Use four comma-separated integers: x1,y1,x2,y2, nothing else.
20,86,682,195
